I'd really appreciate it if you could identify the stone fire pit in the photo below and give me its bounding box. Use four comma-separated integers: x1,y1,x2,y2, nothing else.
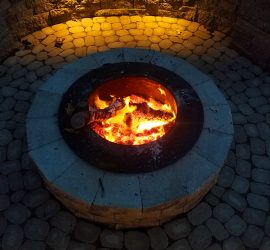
26,48,233,228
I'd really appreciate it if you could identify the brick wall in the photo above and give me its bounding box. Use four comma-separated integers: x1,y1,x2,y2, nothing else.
231,0,270,72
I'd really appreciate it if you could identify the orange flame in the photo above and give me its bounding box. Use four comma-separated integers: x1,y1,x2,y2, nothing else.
90,93,176,145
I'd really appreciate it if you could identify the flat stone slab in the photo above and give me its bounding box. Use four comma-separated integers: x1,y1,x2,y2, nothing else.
27,48,233,228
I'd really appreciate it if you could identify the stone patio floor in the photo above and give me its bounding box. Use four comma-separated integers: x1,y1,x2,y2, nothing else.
0,16,270,250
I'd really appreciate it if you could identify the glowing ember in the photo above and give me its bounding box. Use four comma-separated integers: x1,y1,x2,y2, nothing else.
89,92,176,145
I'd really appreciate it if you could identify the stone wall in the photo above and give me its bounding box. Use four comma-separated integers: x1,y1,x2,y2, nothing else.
231,0,270,72
0,0,269,71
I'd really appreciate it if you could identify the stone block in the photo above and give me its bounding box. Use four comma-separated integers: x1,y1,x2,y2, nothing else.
29,139,79,182
54,159,103,204
26,117,61,151
194,129,233,166
27,90,62,118
94,173,141,209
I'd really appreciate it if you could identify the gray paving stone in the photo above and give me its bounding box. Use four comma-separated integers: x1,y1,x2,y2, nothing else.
50,211,76,234
206,218,229,241
260,84,270,96
206,243,222,250
231,176,249,194
0,215,7,236
0,65,7,76
244,123,259,137
125,231,150,250
245,87,261,97
205,193,220,206
187,202,212,225
248,113,265,123
0,194,10,211
68,241,96,250
232,82,246,93
24,218,50,240
235,144,250,160
23,170,42,190
100,229,124,249
252,168,270,184
188,225,212,250
257,122,270,140
9,78,27,88
0,129,12,146
147,227,168,250
7,171,23,191
256,104,270,114
250,182,270,196
14,101,30,113
222,190,247,212
7,140,22,160
164,218,191,240
19,240,46,250
0,174,9,194
226,71,241,82
13,125,26,139
231,93,248,105
11,190,25,203
1,86,17,97
36,65,52,77
14,90,32,101
167,239,191,250
225,215,247,236
0,77,13,91
35,199,60,220
260,237,270,250
267,113,270,125
2,225,24,250
6,120,16,130
225,151,236,168
242,225,264,248
0,97,16,112
75,221,101,244
217,167,235,188
0,110,15,121
234,125,247,143
21,153,33,170
252,155,270,170
249,96,267,108
250,137,265,155
0,147,7,163
46,227,70,250
23,188,50,208
266,217,270,236
213,203,235,223
211,185,225,198
243,207,266,226
247,193,269,211
4,203,31,224
223,237,245,250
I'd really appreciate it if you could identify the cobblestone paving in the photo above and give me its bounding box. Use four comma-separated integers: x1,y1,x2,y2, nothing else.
0,16,270,250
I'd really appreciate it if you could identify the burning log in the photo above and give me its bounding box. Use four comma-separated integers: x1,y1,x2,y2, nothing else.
88,98,125,123
133,103,174,120
70,96,174,133
70,99,124,129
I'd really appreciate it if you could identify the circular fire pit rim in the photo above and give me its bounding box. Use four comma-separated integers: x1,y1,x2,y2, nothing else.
26,48,233,228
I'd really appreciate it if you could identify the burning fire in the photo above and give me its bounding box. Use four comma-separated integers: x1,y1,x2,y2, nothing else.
89,91,176,145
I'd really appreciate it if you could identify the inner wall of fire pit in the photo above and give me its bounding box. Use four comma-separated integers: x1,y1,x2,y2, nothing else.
58,62,203,173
